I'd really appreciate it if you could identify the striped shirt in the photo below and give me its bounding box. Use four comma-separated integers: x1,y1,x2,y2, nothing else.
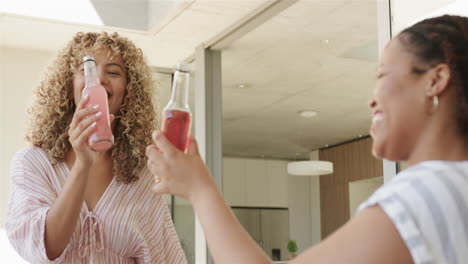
358,160,468,264
5,147,187,264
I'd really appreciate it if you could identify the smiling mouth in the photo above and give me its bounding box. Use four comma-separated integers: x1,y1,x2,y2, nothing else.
372,114,383,124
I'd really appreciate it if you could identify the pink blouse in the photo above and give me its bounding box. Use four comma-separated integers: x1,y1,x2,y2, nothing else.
6,147,187,263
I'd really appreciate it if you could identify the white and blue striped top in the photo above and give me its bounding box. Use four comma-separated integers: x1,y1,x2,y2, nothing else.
358,161,468,264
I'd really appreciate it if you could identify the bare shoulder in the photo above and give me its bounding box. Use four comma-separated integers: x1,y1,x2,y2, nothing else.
291,205,412,264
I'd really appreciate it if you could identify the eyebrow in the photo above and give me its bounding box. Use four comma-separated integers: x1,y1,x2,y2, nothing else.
106,63,126,72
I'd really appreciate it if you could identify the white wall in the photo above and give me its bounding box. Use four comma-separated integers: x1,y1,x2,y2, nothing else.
288,176,312,254
309,178,321,245
391,0,459,35
274,150,322,253
309,151,321,246
286,150,323,251
0,46,4,221
0,47,54,227
349,177,383,216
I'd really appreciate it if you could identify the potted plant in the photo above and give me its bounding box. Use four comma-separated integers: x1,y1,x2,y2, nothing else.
287,240,298,260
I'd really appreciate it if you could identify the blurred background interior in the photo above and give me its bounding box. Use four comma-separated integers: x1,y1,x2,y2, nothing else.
1,0,467,263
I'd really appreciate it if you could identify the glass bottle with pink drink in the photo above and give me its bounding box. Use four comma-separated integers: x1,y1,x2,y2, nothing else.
161,64,192,152
82,56,114,152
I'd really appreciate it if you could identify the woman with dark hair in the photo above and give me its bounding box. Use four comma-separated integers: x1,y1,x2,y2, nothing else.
6,32,187,263
146,15,468,263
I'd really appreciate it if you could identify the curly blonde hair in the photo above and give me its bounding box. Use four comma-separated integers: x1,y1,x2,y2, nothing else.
26,32,159,183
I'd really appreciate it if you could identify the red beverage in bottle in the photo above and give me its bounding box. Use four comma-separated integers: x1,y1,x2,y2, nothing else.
162,110,192,151
161,64,192,152
82,56,114,152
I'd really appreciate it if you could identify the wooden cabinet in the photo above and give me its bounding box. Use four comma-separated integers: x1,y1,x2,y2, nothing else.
223,157,288,208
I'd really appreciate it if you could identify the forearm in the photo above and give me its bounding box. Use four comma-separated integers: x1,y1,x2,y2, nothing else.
44,161,89,260
192,183,270,264
147,134,270,263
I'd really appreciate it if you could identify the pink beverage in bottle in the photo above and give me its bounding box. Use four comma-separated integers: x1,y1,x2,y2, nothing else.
82,56,114,152
161,64,192,152
162,110,192,151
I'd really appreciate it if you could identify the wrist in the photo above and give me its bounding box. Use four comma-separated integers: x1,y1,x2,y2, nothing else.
189,176,218,204
73,158,91,174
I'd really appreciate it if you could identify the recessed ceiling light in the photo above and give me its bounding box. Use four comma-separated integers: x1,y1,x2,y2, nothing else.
321,39,330,44
235,84,248,89
298,110,318,118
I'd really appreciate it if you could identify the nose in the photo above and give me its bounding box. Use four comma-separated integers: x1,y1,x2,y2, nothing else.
368,98,377,109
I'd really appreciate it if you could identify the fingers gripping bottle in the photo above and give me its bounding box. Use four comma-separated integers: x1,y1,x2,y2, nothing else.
82,56,114,152
161,64,192,152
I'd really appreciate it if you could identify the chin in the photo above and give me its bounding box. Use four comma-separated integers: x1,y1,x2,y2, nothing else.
372,142,405,162
370,137,387,160
371,146,384,160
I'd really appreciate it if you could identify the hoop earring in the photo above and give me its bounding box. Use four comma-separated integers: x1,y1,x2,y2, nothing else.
433,95,439,109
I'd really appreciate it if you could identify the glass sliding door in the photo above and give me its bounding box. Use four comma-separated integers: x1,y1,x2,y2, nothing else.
153,65,196,263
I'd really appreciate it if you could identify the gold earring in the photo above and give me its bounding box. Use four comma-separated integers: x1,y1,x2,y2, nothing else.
433,95,439,109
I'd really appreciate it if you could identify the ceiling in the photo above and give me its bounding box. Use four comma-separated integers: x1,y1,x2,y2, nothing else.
222,0,378,160
0,0,267,68
1,0,379,161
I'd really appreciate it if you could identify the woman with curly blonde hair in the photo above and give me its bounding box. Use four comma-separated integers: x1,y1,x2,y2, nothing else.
5,32,187,263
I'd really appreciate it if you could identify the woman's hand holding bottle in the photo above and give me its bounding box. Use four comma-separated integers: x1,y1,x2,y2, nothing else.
68,94,114,166
146,131,215,202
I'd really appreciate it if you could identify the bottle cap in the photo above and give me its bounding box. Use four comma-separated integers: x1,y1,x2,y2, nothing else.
83,56,95,63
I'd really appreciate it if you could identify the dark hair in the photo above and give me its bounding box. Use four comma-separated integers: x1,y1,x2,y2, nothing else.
398,15,468,136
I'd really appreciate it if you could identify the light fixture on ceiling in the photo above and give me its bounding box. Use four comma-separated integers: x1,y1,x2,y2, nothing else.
288,110,332,176
287,160,333,176
298,110,318,118
235,83,249,89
